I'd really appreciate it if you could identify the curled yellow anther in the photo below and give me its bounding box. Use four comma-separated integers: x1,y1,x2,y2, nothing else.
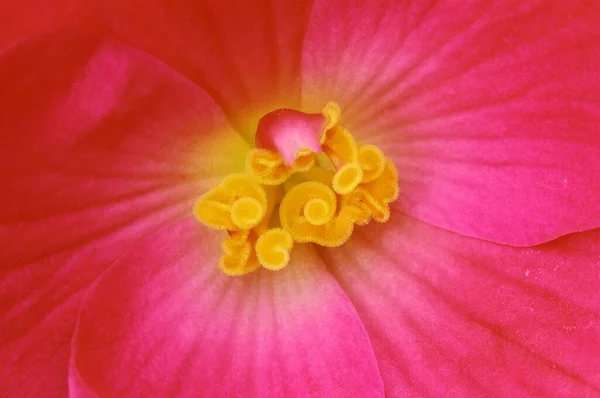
219,230,259,276
256,228,294,271
231,197,265,230
332,162,363,195
221,174,268,202
246,148,315,185
194,174,268,231
193,200,235,230
320,126,358,168
304,198,333,226
340,192,372,226
280,182,356,246
358,144,386,183
288,212,355,247
342,160,399,224
345,187,390,223
245,149,290,185
279,182,337,230
367,160,400,205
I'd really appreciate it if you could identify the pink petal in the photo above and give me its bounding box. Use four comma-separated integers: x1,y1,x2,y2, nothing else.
302,1,600,245
69,220,384,398
93,0,314,140
0,32,247,397
319,215,600,397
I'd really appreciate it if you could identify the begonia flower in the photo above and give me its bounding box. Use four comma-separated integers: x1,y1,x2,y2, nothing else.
2,1,600,397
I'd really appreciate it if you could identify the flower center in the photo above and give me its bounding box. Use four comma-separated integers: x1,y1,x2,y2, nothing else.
193,102,399,276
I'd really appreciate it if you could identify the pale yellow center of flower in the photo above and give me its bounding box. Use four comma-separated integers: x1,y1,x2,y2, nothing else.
194,102,399,276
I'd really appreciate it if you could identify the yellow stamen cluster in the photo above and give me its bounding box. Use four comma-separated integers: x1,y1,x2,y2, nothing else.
194,102,399,276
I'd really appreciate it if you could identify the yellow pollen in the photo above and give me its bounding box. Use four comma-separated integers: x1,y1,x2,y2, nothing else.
194,102,399,276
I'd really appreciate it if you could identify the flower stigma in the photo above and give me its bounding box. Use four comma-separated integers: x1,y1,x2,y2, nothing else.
193,102,399,276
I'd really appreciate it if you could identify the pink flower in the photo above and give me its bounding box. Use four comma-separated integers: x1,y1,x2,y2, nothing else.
2,1,600,397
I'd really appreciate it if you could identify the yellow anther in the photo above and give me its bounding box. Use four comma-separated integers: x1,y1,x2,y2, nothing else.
279,182,337,231
366,160,400,205
245,148,291,185
231,197,265,230
346,187,390,223
246,148,315,185
255,228,294,271
332,162,363,195
320,126,358,168
288,210,355,247
193,199,235,230
220,174,268,203
304,198,333,226
194,174,268,231
358,144,386,183
279,182,355,246
219,231,259,276
340,191,372,226
342,160,399,224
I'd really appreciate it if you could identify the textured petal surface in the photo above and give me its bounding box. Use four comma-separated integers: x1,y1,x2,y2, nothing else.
93,0,315,140
0,32,247,397
319,214,600,397
69,220,384,398
302,0,600,245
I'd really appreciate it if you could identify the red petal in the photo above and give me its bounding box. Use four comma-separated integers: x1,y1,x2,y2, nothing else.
302,1,600,245
69,220,384,397
319,215,600,396
0,1,90,51
93,0,314,140
0,32,247,397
